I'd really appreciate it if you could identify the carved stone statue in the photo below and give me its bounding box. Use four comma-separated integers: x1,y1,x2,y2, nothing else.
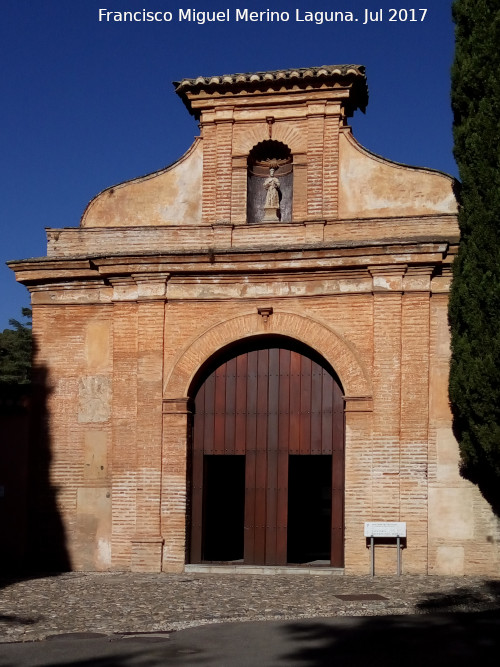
262,167,281,221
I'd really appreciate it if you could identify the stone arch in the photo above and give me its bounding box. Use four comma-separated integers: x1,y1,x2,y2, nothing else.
163,310,372,401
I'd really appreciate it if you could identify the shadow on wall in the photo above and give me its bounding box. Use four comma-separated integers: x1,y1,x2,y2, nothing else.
280,581,500,667
0,382,30,572
0,359,70,586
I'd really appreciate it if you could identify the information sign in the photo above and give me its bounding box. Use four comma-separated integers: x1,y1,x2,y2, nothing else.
364,521,406,538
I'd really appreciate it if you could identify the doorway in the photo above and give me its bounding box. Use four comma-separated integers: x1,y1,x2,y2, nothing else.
188,338,344,566
287,455,332,564
202,456,245,562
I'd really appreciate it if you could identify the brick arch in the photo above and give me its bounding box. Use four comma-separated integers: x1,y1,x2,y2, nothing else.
163,310,372,400
272,124,307,154
234,123,307,156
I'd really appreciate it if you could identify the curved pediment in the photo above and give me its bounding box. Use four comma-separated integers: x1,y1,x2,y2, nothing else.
338,129,457,219
81,138,202,228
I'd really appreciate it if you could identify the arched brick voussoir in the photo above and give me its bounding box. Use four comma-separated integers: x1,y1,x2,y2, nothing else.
233,123,307,157
272,124,307,154
163,310,372,400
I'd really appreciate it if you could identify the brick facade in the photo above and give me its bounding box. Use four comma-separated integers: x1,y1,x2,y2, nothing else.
10,66,500,574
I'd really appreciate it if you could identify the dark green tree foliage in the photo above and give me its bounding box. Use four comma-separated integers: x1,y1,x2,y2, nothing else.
0,307,32,384
449,1,500,513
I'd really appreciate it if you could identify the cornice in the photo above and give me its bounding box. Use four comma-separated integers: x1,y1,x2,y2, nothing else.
174,65,368,118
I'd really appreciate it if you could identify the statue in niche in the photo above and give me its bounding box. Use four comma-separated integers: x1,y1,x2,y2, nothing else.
263,167,281,221
247,140,293,223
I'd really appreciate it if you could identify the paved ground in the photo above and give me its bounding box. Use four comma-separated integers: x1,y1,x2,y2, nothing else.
1,613,500,666
1,571,500,645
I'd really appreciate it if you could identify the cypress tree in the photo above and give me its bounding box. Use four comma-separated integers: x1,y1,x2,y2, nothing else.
449,0,500,513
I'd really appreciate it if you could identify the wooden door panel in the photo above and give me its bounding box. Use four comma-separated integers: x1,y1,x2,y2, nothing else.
311,363,323,454
276,449,289,564
224,357,237,455
244,448,256,564
202,373,215,455
289,351,301,455
234,353,248,454
299,355,312,455
321,371,334,455
278,348,291,454
190,447,204,563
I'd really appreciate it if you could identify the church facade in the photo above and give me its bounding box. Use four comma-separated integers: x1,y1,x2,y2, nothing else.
10,66,500,574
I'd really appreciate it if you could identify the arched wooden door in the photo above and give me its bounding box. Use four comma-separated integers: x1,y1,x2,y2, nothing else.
188,340,344,567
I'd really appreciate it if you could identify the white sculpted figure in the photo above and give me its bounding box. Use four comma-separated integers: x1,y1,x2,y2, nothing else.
263,167,280,210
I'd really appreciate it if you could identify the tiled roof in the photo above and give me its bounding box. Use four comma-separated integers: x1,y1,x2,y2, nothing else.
174,65,368,117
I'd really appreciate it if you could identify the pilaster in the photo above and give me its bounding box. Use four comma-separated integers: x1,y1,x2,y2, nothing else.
215,110,234,222
201,120,217,222
231,154,248,224
160,398,192,572
292,152,307,220
344,398,374,574
369,266,404,571
322,103,342,219
131,281,167,572
110,288,138,569
400,267,432,572
307,103,325,219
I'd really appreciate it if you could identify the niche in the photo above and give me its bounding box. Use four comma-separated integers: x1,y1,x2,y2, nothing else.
247,140,293,223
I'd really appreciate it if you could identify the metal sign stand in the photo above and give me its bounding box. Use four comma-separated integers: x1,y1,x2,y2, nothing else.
365,522,406,576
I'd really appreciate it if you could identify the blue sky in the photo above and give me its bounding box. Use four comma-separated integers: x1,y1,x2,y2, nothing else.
1,1,456,330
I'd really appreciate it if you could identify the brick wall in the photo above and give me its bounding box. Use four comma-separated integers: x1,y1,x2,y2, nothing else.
22,255,500,575
12,68,500,576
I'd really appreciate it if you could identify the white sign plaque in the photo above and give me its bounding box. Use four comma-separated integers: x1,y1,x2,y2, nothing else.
364,521,406,538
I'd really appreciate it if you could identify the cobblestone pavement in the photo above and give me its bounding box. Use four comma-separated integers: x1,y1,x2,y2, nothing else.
1,572,499,643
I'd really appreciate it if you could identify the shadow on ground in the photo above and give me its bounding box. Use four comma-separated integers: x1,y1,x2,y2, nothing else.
281,581,500,666
281,610,500,666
